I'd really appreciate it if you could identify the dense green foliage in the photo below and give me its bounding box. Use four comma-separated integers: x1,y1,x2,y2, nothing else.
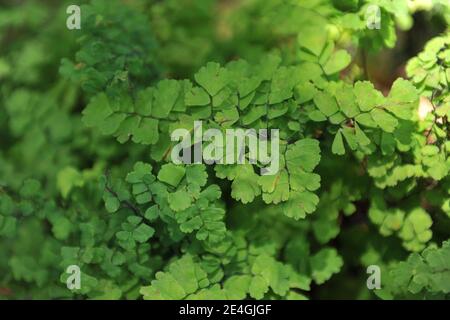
0,0,449,300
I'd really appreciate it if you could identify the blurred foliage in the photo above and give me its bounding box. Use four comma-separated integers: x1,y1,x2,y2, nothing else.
0,0,449,300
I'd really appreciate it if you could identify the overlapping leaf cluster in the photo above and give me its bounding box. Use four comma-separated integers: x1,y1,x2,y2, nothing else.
0,0,449,300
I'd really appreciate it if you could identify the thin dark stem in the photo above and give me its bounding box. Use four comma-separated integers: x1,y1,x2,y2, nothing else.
103,170,141,215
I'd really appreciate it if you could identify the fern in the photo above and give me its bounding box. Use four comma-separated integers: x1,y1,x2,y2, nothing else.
0,0,449,300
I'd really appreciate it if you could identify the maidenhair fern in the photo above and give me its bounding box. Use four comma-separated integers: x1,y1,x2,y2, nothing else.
0,0,449,300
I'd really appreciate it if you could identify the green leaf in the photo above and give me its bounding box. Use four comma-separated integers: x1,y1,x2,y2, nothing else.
249,276,269,300
152,80,181,118
355,112,377,128
230,165,261,204
285,139,321,173
381,132,396,155
332,130,345,155
140,255,208,300
132,118,159,145
194,62,229,96
354,81,385,112
185,87,210,106
157,164,186,187
168,189,192,212
241,105,266,125
334,84,360,118
224,275,251,300
104,194,120,213
252,255,289,296
389,241,450,295
135,87,154,116
370,108,398,132
57,167,84,198
341,127,357,150
126,162,154,184
354,122,371,146
294,82,317,104
308,109,327,122
385,78,418,120
259,170,290,204
310,248,343,285
132,223,155,243
186,165,208,188
144,205,159,221
283,191,319,220
269,67,299,104
323,50,351,75
297,25,327,56
399,208,433,252
313,91,339,117
82,93,113,127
